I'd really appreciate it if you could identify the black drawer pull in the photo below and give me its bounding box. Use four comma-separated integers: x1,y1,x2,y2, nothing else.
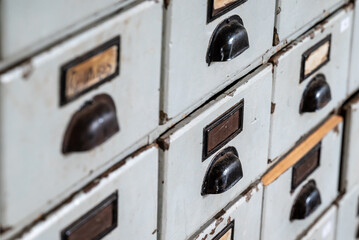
201,147,243,195
206,15,249,65
300,74,332,114
290,180,321,221
62,94,119,154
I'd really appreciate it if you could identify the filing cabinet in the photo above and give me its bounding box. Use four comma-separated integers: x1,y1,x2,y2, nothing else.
341,94,359,192
193,183,263,240
0,0,161,229
336,185,359,240
348,0,359,94
158,65,272,240
269,8,352,162
261,115,342,240
0,0,140,67
17,146,158,240
162,0,275,122
274,0,348,45
299,206,337,240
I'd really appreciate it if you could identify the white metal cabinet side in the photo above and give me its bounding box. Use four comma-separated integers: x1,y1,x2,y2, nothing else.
162,0,275,121
19,147,158,240
269,9,352,162
262,123,342,240
0,1,161,229
159,65,272,240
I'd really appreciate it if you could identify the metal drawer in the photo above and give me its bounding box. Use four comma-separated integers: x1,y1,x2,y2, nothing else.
161,0,275,123
16,146,158,240
0,0,141,66
0,1,161,230
158,65,272,240
275,0,348,45
348,1,359,95
269,8,352,162
261,116,342,240
336,185,359,240
300,206,337,240
193,183,263,240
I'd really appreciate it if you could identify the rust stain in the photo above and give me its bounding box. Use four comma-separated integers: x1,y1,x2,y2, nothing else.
273,27,280,46
227,216,232,224
271,102,276,114
202,234,208,240
164,0,170,9
158,137,170,151
22,60,33,80
0,226,12,234
160,110,172,124
245,189,253,202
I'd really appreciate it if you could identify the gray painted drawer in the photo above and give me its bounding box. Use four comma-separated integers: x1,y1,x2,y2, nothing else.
341,94,359,192
193,183,263,240
0,0,141,66
336,185,359,240
162,0,275,122
300,206,337,240
269,8,352,162
348,1,359,94
158,65,272,240
275,0,348,45
18,146,158,240
262,116,342,240
0,1,161,230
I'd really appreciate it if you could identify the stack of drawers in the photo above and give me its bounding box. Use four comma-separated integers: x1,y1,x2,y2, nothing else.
0,0,359,239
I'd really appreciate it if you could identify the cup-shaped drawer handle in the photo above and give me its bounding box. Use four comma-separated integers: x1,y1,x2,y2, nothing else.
290,180,322,221
206,15,249,65
201,147,243,195
62,94,120,154
300,74,332,114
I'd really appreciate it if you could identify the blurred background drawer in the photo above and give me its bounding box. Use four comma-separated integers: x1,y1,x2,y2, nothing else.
0,0,161,230
300,206,337,240
348,1,359,95
269,8,352,162
0,0,142,67
158,65,272,240
275,0,348,44
162,0,275,122
262,116,342,240
336,185,359,240
17,146,158,240
193,183,263,240
341,94,359,192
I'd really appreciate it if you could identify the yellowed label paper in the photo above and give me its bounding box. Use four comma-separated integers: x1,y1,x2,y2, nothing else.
304,41,330,76
65,46,118,99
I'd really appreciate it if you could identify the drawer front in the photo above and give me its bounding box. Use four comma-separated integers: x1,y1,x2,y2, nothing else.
275,0,348,43
162,0,275,120
21,147,158,240
269,9,352,161
193,184,263,240
348,1,359,94
300,206,337,240
336,185,359,240
341,95,359,191
159,65,272,240
0,0,138,61
0,1,161,227
262,117,342,240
